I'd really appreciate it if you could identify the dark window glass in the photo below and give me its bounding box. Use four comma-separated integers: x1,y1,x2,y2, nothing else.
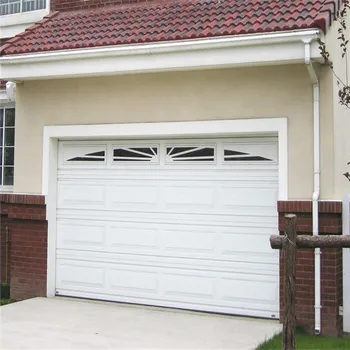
113,147,157,162
167,146,214,162
225,156,272,161
224,149,248,156
5,128,15,146
5,108,15,126
68,157,104,162
67,150,105,162
4,148,14,166
4,167,14,185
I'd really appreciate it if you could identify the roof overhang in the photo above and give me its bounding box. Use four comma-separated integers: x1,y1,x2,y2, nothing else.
0,29,323,81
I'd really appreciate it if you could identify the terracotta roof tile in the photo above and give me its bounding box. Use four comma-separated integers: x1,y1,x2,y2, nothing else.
0,0,343,56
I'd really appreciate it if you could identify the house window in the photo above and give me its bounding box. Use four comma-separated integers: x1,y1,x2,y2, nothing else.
0,107,15,186
0,0,46,16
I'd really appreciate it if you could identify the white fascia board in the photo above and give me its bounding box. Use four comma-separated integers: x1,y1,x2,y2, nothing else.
0,9,50,39
0,29,322,81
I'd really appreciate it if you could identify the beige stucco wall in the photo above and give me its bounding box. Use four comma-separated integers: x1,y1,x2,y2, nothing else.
325,10,350,199
15,63,334,199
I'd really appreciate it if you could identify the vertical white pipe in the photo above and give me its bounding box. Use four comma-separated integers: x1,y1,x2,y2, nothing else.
305,42,321,334
313,82,321,334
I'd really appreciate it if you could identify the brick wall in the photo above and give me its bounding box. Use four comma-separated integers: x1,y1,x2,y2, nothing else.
278,201,343,336
0,206,10,283
0,194,47,300
51,0,150,11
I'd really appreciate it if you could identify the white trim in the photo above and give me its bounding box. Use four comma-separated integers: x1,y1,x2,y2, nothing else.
0,185,13,193
43,117,288,297
0,89,12,106
0,9,49,39
1,29,322,81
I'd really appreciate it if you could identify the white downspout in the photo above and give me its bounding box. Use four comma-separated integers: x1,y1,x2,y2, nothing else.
304,41,321,334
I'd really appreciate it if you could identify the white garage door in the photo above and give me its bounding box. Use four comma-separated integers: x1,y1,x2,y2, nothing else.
55,138,279,319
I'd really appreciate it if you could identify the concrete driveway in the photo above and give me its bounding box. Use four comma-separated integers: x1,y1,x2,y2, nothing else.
0,297,281,349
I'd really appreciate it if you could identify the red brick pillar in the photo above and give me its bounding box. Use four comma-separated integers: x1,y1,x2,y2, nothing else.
0,194,47,300
278,201,343,336
0,202,10,283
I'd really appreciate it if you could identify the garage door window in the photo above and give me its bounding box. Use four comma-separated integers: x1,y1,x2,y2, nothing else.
0,107,15,186
67,151,106,162
166,146,215,163
113,146,159,163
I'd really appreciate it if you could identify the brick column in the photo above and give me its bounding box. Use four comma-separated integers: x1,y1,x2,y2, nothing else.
0,194,47,300
278,201,343,336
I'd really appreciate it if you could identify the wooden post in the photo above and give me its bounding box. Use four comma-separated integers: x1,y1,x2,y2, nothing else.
283,214,297,350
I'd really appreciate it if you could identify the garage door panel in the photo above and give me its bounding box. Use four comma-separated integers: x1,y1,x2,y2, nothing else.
57,250,277,275
108,224,158,250
57,221,106,249
162,273,215,300
162,228,216,254
108,268,159,295
57,218,276,263
163,185,216,209
57,209,277,226
220,232,276,255
56,138,279,319
221,187,277,208
58,183,106,208
220,277,278,303
108,185,160,209
56,261,105,290
56,257,278,314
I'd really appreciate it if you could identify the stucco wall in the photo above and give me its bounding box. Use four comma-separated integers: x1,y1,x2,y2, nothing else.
325,9,350,199
15,64,334,198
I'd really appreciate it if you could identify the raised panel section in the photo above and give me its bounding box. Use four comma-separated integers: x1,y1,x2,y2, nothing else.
163,185,216,209
56,261,105,289
57,221,106,250
162,228,216,254
108,184,159,210
220,277,278,305
107,223,158,250
58,183,106,208
108,268,158,295
221,187,277,208
163,273,215,300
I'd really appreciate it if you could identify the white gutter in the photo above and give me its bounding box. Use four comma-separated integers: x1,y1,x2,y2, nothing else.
0,29,322,81
0,29,320,64
304,40,321,334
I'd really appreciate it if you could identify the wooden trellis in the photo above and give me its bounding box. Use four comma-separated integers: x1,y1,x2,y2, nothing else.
270,214,350,350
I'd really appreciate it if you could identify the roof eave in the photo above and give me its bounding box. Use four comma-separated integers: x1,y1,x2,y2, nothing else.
0,29,324,81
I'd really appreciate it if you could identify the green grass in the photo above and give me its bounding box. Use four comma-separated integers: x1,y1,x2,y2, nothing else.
256,331,350,350
0,299,14,306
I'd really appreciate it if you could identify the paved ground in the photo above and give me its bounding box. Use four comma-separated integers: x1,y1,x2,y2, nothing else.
0,297,281,349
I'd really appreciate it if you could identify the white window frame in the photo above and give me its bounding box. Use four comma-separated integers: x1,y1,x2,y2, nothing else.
42,117,288,298
0,0,49,39
0,101,15,192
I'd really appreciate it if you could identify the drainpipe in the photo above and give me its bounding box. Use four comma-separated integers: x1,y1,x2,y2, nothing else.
304,41,321,334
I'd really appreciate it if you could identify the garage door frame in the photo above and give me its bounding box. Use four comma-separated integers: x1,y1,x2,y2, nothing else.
43,118,288,305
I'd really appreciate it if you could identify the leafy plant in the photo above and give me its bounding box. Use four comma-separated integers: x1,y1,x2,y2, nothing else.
317,0,349,108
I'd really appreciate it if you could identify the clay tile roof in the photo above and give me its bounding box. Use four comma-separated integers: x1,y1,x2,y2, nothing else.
0,0,343,56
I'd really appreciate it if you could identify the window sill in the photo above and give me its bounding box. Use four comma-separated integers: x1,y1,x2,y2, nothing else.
0,9,49,39
0,186,13,193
